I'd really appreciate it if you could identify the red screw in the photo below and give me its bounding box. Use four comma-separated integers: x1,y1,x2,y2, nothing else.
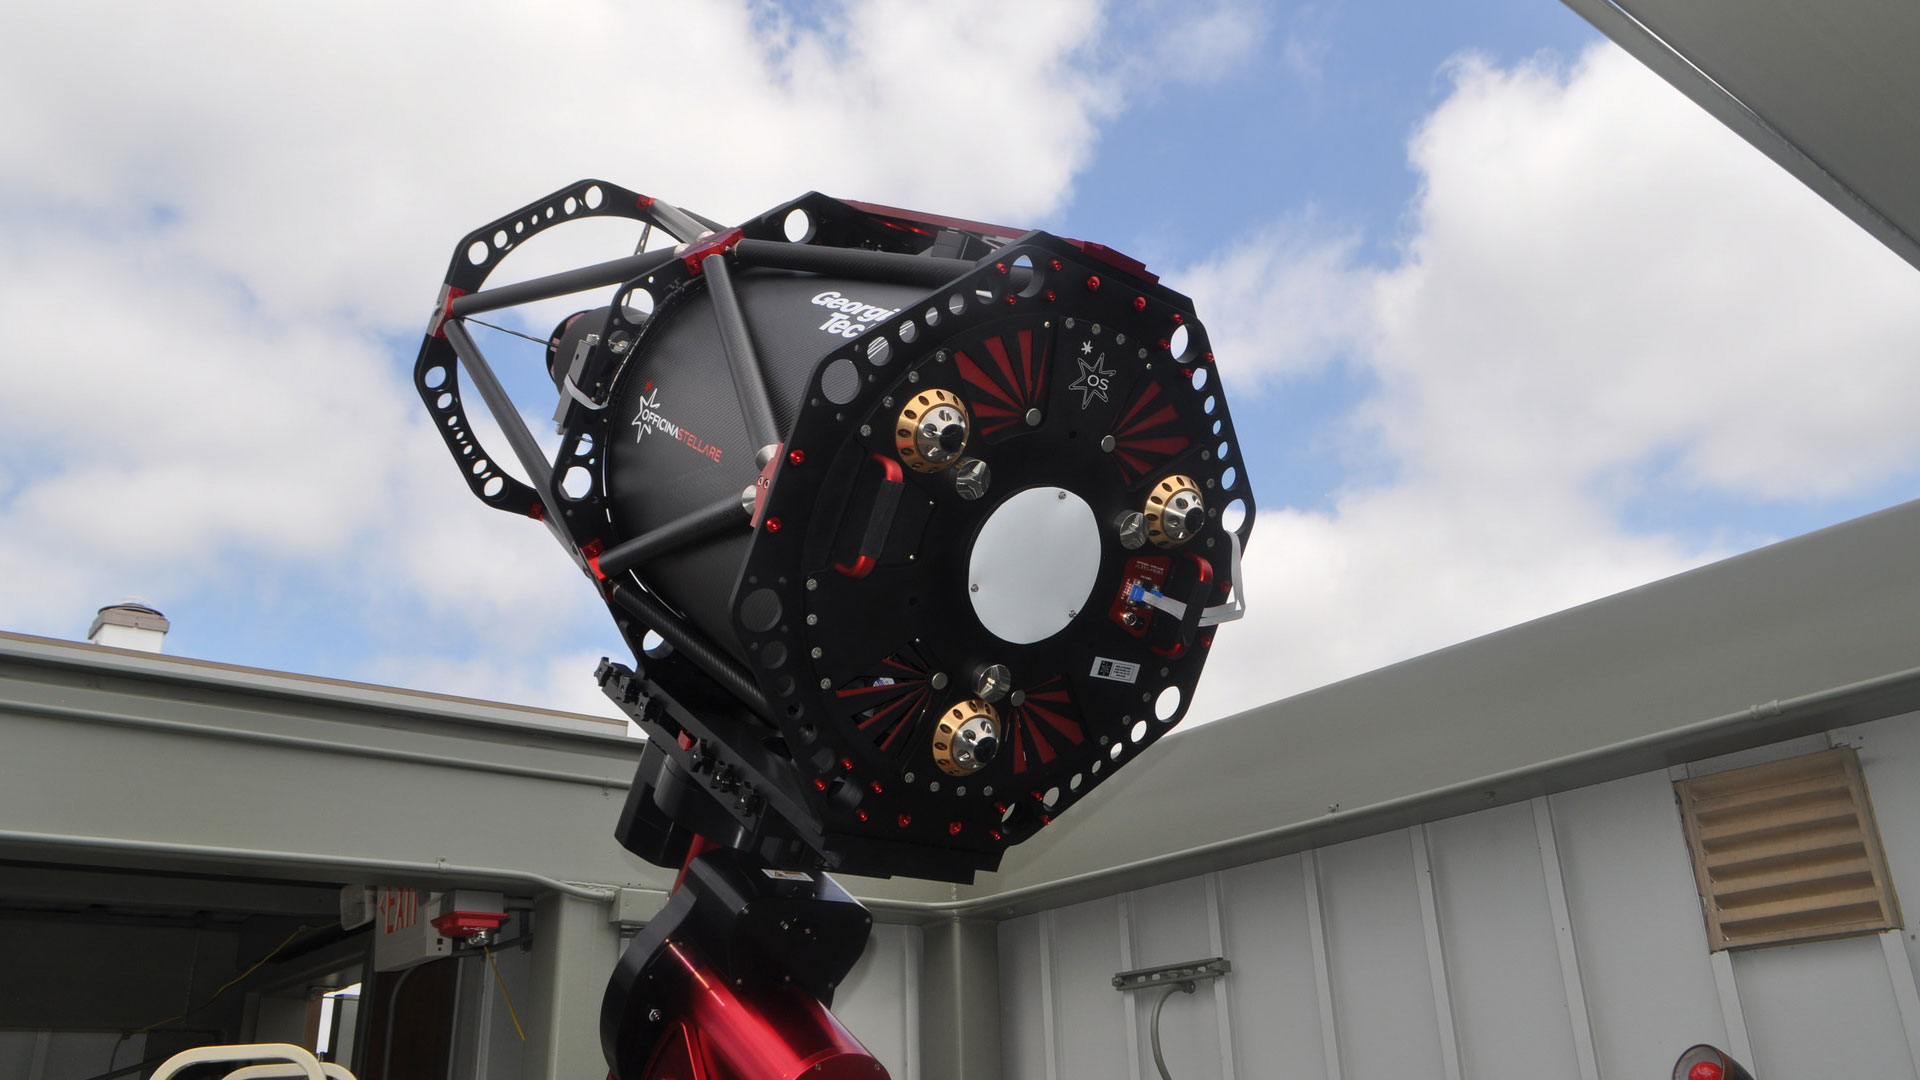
949,821,964,835
1004,294,1017,306
813,778,828,791
1043,290,1057,303
994,262,1008,274
1049,259,1062,271
1205,352,1215,363
1031,790,1046,803
871,781,885,795
898,814,912,828
765,517,782,533
1086,275,1101,291
857,809,870,822
994,802,1009,815
1040,814,1052,826
1159,339,1170,351
839,757,853,771
989,828,1003,841
1170,313,1184,324
1132,296,1147,312
788,449,806,465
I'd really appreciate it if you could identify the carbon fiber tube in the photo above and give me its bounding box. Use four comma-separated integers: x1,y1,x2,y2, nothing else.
732,238,973,288
703,254,783,451
607,582,772,718
449,247,679,318
597,494,750,579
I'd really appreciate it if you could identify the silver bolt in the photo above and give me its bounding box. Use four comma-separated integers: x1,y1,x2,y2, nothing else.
806,578,818,591
806,614,818,625
952,457,990,500
819,678,832,689
907,371,921,384
1009,690,1026,707
1064,318,1076,328
648,1008,663,1022
859,424,872,437
931,672,950,690
970,583,980,592
1025,408,1043,427
755,443,779,469
1100,434,1116,453
1116,333,1126,344
974,663,1011,702
1116,510,1149,550
811,647,823,659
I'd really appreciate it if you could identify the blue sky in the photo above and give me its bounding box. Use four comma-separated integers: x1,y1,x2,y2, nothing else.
2,0,1917,724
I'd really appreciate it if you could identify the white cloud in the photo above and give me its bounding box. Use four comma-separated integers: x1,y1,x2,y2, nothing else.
1181,43,1920,723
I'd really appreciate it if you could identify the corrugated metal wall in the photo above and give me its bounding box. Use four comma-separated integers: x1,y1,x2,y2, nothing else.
997,709,1920,1079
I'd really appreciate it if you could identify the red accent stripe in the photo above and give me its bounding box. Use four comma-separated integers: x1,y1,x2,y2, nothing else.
1114,381,1162,431
1025,701,1084,744
983,336,1023,405
958,351,1021,410
1119,403,1180,437
1017,330,1037,401
1025,714,1058,764
1119,435,1190,455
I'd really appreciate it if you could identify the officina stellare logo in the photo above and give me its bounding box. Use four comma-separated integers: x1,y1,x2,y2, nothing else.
630,382,722,463
1070,341,1115,408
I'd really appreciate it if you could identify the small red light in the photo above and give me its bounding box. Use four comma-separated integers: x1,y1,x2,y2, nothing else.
765,517,781,533
1086,275,1101,291
1004,294,1017,306
788,449,805,465
839,757,853,771
1205,352,1215,363
856,809,869,822
1043,290,1057,303
871,781,884,795
1031,790,1045,803
994,262,1008,274
1688,1064,1724,1080
949,821,963,835
994,802,1009,815
897,814,912,828
1158,339,1170,351
1049,259,1062,271
989,829,1003,841
1131,296,1147,312
813,779,827,791
1040,814,1052,826
1170,313,1184,324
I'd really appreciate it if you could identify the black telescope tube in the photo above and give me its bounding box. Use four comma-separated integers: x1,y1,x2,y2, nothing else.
448,247,680,318
607,582,772,720
704,254,784,452
597,495,750,579
733,239,973,288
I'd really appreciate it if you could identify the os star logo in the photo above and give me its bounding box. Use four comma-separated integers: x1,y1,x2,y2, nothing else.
1070,347,1115,408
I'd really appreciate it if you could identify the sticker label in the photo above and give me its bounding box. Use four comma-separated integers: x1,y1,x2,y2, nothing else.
630,383,724,463
811,290,901,339
762,868,814,882
1090,656,1141,684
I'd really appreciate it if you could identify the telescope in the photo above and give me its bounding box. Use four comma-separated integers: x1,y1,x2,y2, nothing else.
413,180,1254,1079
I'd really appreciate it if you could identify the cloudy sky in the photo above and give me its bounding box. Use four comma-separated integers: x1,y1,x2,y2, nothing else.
2,0,1916,726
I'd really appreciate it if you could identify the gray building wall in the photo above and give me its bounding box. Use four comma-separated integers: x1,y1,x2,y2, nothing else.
996,711,1920,1080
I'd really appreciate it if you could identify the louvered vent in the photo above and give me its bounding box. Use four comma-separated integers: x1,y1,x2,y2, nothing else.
1675,746,1901,950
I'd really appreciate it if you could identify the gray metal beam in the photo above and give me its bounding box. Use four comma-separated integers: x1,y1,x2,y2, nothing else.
524,892,621,1080
919,919,1002,1080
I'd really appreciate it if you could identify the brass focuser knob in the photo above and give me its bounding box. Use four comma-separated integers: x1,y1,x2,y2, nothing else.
932,698,1001,776
1144,475,1204,547
895,389,970,473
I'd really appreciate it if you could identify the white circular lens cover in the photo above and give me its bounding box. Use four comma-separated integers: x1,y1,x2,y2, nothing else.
967,486,1101,644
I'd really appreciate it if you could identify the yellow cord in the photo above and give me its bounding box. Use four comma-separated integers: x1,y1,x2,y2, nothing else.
136,923,323,1033
484,945,527,1042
